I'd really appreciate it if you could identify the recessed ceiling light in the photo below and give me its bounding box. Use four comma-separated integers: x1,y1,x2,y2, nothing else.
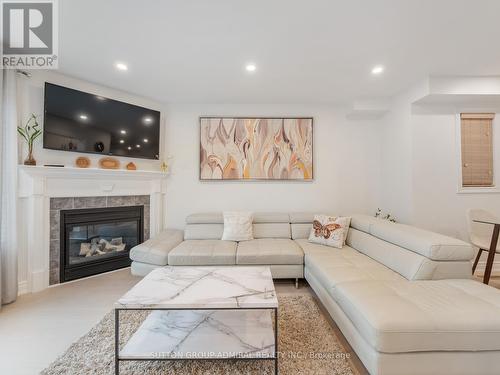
371,65,384,75
144,117,153,124
115,62,128,71
127,146,132,150
79,114,88,120
120,130,127,134
119,139,124,144
136,144,141,148
245,63,257,72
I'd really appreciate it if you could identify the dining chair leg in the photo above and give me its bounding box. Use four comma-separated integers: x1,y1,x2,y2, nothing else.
472,249,484,274
483,224,500,285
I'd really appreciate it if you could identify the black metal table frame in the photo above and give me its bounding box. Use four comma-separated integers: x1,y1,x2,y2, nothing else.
114,306,278,374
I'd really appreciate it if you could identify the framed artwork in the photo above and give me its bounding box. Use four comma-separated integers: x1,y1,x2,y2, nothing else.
200,117,313,180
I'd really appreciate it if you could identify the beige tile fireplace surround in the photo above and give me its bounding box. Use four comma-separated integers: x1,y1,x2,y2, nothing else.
17,165,167,294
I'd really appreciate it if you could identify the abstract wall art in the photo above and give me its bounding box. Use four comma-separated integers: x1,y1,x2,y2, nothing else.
200,117,313,180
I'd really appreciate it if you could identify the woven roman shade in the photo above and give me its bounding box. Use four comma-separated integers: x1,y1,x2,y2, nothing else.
460,113,494,187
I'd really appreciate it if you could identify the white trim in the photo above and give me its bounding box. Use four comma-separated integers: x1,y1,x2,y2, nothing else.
17,166,167,293
455,113,500,194
17,281,28,296
47,267,132,288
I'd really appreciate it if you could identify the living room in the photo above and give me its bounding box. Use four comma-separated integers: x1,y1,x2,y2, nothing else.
1,1,500,374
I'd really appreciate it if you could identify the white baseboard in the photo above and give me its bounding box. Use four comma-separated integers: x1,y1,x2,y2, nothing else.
17,281,28,296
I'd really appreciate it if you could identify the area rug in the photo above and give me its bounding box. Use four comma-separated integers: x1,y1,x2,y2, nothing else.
41,294,357,375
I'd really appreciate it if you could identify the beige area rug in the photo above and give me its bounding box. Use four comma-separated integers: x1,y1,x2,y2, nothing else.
41,295,357,375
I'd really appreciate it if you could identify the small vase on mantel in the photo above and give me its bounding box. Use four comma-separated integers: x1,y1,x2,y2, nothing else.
24,145,37,166
18,114,41,166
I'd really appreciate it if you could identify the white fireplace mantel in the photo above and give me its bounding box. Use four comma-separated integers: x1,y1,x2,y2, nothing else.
17,165,168,294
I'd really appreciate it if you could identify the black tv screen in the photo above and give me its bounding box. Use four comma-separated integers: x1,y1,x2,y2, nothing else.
43,83,160,160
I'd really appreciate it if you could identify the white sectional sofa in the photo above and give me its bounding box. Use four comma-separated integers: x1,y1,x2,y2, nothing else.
130,212,500,375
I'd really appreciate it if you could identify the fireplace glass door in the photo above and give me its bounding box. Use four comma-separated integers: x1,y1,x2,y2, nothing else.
60,206,143,282
68,220,139,265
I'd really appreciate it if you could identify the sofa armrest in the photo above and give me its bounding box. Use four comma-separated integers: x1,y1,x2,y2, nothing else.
130,229,184,266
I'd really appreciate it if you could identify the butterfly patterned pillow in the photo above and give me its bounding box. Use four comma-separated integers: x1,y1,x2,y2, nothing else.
308,215,351,248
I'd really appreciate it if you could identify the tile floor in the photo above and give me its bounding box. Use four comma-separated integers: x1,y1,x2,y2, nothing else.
1,268,498,375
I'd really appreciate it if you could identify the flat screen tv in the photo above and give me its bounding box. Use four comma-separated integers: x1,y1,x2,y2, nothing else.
43,83,160,160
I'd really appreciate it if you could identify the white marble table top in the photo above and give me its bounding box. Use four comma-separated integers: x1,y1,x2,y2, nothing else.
115,266,278,309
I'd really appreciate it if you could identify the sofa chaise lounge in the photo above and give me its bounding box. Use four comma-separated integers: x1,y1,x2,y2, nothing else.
130,212,500,375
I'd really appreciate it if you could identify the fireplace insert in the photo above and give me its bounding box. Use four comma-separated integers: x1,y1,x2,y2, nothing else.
60,206,143,282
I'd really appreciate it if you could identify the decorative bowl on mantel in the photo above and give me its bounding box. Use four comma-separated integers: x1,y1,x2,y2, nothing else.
75,157,91,168
98,157,120,169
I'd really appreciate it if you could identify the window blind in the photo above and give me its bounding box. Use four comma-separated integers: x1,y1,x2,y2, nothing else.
460,113,494,187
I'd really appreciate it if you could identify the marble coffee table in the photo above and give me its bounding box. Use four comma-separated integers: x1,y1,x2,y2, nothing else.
114,266,279,374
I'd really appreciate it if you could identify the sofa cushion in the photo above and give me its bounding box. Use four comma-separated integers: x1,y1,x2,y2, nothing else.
331,279,500,353
129,229,183,266
253,223,291,239
168,240,237,265
291,223,311,239
289,212,316,223
350,214,474,261
237,239,304,265
350,214,380,233
308,215,351,248
371,221,474,261
222,211,253,241
297,239,404,292
186,212,223,224
184,224,224,240
346,228,473,280
253,212,290,223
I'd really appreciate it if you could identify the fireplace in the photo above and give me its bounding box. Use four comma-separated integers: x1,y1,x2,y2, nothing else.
60,206,143,282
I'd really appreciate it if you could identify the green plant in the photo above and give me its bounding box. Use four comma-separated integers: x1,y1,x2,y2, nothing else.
375,208,396,223
17,114,42,164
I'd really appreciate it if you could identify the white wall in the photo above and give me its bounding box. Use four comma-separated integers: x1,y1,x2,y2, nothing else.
410,110,500,237
164,103,382,228
16,71,167,170
379,85,500,273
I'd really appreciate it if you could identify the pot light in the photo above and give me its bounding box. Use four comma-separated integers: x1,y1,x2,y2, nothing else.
120,130,127,134
371,65,384,75
136,144,141,148
79,114,88,120
115,62,128,71
245,63,257,72
127,146,132,150
143,138,148,143
144,116,153,124
119,139,124,144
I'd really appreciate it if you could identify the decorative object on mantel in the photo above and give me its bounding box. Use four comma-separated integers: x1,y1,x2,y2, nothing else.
126,162,137,170
160,155,173,173
17,113,42,166
75,156,91,168
98,157,120,169
375,208,396,222
199,117,313,180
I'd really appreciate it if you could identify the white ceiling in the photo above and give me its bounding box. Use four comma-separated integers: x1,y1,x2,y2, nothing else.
59,0,500,104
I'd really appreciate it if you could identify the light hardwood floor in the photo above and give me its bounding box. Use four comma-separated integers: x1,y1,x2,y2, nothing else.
1,269,497,375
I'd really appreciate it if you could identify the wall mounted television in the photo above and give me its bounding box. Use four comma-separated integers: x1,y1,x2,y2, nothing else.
43,83,160,160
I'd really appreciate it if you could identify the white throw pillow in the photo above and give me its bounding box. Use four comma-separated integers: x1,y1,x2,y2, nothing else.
308,214,351,248
222,211,254,241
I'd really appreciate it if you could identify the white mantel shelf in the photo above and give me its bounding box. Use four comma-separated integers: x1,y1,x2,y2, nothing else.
17,164,168,295
18,165,169,179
